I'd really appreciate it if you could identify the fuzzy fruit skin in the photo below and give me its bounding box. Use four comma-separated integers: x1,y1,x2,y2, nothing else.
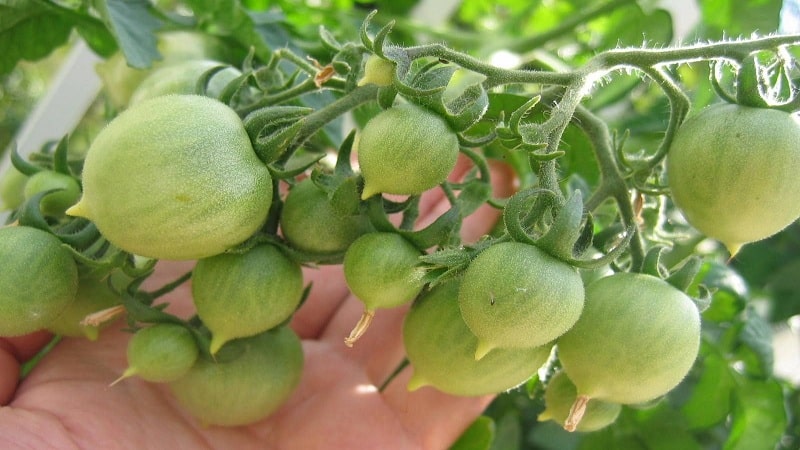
123,324,199,383
343,232,424,310
667,103,800,255
538,371,621,432
403,279,552,396
23,170,81,217
557,272,701,405
0,226,78,336
357,54,395,87
67,95,272,260
280,178,373,256
169,326,303,427
129,60,242,106
458,242,584,358
192,244,304,355
357,103,459,198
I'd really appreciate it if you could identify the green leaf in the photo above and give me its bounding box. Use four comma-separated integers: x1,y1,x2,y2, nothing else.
734,308,774,378
0,0,73,74
183,0,273,61
680,350,735,429
450,416,495,450
698,0,782,38
93,0,162,69
724,376,787,450
489,411,522,450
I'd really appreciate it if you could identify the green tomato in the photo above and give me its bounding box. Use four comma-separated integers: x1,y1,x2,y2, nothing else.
666,103,800,255
357,103,459,199
279,178,373,256
357,54,395,87
192,244,304,355
115,323,199,384
0,166,29,212
458,242,584,359
169,326,304,427
67,95,272,260
403,279,553,396
342,232,425,346
96,31,234,109
129,60,242,106
46,275,122,341
0,226,78,336
23,170,82,217
557,273,700,407
538,371,621,433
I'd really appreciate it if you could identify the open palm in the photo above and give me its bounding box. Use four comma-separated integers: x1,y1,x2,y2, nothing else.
0,159,515,450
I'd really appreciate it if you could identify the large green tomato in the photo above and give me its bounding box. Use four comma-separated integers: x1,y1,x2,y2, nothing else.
0,226,78,336
357,103,459,199
192,244,304,355
557,273,700,406
67,95,272,260
458,242,584,359
667,103,800,255
169,326,304,427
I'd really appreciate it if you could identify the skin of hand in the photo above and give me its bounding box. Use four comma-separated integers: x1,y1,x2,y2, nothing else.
0,157,516,450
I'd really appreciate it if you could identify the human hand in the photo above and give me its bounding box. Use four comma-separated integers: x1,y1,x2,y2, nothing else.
0,158,515,450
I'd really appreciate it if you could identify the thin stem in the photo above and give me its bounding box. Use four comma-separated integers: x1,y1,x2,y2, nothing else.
379,358,410,392
403,43,575,87
574,106,646,269
294,84,380,146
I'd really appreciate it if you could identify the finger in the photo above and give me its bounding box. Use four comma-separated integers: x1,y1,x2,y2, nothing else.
0,331,55,405
381,366,494,449
289,264,352,339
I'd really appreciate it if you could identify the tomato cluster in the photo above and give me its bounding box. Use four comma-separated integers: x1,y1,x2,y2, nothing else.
4,38,798,434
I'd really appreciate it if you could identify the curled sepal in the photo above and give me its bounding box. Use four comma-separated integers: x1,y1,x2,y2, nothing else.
710,60,738,105
665,256,702,293
502,188,558,246
52,135,71,175
690,285,713,313
243,106,313,164
365,195,461,249
536,190,587,261
405,66,489,131
319,25,342,52
10,142,42,176
736,52,772,108
640,245,669,279
567,224,636,270
509,95,541,134
359,10,379,51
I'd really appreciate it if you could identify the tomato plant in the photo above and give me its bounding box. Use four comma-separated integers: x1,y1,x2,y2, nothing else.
2,0,800,448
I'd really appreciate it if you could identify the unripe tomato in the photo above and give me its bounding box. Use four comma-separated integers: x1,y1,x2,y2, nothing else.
0,226,78,336
557,273,700,407
23,170,81,217
96,31,233,109
47,275,122,341
169,326,303,427
192,244,304,355
357,54,395,87
129,60,242,106
357,103,460,199
115,323,199,384
0,166,28,211
67,95,272,260
666,103,800,255
279,178,373,256
342,232,425,346
403,279,552,396
458,242,584,359
538,371,621,432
